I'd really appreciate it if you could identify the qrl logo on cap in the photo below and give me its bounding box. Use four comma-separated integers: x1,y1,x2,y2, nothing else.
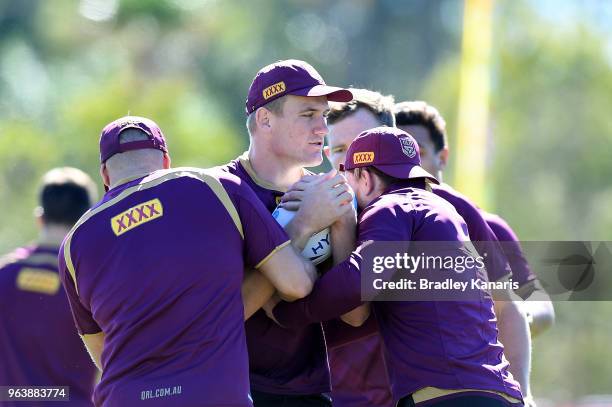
400,137,416,158
353,152,375,165
263,81,286,100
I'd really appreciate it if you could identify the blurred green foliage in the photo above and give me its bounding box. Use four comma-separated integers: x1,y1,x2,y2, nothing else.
1,0,611,402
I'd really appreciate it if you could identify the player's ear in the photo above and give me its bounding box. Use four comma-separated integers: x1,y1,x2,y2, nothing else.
100,163,110,190
33,206,44,228
362,168,376,196
256,107,272,130
162,153,171,169
438,147,449,171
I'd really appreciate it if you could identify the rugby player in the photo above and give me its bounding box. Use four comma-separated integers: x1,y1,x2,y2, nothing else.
217,59,355,406
313,89,530,406
272,127,524,407
318,89,397,407
58,116,317,406
0,167,98,407
394,101,555,393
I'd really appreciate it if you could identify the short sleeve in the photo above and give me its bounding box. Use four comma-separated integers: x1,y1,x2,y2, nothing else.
485,215,536,287
58,241,102,335
230,181,291,269
460,209,511,282
433,187,511,282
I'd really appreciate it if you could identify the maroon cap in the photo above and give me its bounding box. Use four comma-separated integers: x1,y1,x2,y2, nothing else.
99,116,168,163
341,126,439,183
245,59,353,115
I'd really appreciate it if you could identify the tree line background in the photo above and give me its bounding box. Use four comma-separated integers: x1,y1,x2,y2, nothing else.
1,1,611,404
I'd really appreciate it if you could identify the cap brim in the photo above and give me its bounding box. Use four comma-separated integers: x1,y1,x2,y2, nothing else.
374,163,440,184
293,85,353,102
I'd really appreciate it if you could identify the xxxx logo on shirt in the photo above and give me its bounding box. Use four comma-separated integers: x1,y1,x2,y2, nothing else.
17,269,60,295
111,198,163,236
353,151,375,165
263,81,286,100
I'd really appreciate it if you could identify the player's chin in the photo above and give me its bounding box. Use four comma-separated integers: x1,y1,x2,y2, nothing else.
302,151,324,167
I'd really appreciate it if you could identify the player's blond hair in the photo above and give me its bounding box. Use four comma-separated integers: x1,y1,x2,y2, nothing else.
246,96,287,136
327,88,395,127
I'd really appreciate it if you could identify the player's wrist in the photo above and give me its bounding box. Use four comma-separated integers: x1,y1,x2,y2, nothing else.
333,208,357,228
287,211,316,238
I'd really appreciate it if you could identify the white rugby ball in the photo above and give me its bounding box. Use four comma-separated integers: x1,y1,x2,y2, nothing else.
272,206,332,266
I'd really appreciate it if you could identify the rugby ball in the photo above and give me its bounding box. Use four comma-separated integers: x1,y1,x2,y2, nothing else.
272,206,331,266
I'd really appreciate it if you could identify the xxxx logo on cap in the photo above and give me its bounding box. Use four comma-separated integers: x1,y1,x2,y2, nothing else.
353,152,375,165
246,60,352,114
263,81,286,100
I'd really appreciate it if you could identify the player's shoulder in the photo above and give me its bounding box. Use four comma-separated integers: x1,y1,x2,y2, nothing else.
431,183,479,211
0,246,32,271
213,156,242,176
361,192,411,224
482,211,509,228
142,166,244,190
68,168,240,232
382,185,449,212
357,193,415,241
387,186,469,233
212,153,251,181
482,212,518,241
165,166,256,204
431,184,492,231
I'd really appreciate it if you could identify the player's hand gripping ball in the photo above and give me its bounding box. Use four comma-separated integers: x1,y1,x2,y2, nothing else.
272,206,331,265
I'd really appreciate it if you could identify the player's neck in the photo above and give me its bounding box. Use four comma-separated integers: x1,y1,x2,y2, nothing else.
247,147,304,191
38,224,71,247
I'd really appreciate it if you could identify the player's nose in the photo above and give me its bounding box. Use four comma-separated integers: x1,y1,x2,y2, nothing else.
313,117,328,137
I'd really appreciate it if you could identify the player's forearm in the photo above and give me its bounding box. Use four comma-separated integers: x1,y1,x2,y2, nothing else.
330,216,364,325
258,244,316,301
494,299,531,396
284,214,314,252
330,212,357,266
273,256,363,329
242,269,276,320
515,280,555,336
272,260,315,302
523,299,555,337
339,304,370,327
281,258,316,301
